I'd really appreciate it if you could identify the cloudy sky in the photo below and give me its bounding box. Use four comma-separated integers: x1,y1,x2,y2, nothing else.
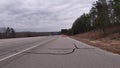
0,0,97,32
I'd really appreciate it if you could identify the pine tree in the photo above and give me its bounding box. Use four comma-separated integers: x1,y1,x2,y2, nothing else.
113,0,120,24
11,28,16,38
5,27,11,38
95,0,110,36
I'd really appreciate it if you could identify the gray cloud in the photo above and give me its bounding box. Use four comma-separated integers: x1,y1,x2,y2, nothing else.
0,0,97,32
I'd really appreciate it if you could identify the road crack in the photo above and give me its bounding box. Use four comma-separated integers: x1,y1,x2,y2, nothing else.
24,49,75,55
24,43,95,55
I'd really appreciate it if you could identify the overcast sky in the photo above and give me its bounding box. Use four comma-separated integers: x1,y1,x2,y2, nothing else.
0,0,97,32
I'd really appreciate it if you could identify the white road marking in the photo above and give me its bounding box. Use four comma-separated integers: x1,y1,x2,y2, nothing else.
0,38,55,62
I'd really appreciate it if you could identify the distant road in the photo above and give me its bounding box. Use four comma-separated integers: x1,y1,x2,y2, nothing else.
0,36,120,68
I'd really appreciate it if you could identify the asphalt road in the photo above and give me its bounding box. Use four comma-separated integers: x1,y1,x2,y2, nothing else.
0,36,120,68
0,36,54,59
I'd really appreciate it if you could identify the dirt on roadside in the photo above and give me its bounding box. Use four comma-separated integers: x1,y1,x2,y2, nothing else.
71,32,120,55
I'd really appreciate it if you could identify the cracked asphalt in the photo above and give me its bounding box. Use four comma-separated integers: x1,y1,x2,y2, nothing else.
0,36,120,68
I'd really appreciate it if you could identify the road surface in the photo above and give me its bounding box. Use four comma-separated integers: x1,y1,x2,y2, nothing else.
0,36,120,68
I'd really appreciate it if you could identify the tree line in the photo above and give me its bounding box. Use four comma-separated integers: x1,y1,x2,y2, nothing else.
66,0,120,36
0,27,60,39
0,27,16,39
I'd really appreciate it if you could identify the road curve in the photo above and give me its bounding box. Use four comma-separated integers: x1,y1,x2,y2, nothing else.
0,36,120,68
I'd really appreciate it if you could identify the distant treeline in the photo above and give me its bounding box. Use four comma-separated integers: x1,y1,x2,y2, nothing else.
0,27,16,39
65,0,120,36
0,27,60,39
15,32,60,38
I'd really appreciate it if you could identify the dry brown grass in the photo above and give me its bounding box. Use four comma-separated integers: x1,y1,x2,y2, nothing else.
71,26,120,54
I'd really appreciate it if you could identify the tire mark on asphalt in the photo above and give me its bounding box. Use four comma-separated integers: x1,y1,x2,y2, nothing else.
24,43,77,55
23,42,95,55
25,49,75,55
